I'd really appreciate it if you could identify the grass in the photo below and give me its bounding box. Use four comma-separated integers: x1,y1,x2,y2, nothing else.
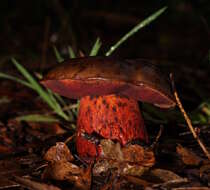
0,7,169,125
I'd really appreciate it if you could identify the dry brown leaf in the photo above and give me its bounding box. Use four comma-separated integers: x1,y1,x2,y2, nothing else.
43,142,91,189
100,139,123,160
44,142,74,162
153,178,188,189
124,175,150,188
14,176,61,190
0,145,13,154
93,156,147,177
43,161,91,190
93,139,155,177
176,144,202,166
122,144,155,167
99,139,155,166
172,187,210,190
200,161,210,184
28,123,66,135
151,168,184,182
120,162,148,176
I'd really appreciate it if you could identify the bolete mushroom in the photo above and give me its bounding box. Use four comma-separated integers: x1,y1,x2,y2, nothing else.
41,57,176,161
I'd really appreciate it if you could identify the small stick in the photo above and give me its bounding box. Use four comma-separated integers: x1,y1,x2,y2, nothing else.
170,73,210,160
150,125,164,149
64,134,75,144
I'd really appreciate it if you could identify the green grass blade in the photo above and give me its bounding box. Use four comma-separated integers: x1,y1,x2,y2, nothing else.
0,72,35,90
47,89,74,121
46,89,64,110
11,58,56,109
53,46,64,63
90,37,102,56
11,58,69,120
15,114,59,123
53,93,74,119
68,46,76,58
105,6,167,56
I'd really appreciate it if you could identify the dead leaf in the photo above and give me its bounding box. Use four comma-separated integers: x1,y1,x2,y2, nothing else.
120,162,148,176
43,141,91,189
28,122,66,136
100,139,123,161
151,168,185,182
99,139,155,166
200,161,210,185
153,178,188,189
172,187,210,190
151,168,189,189
176,144,202,166
124,175,150,188
14,176,61,190
0,178,19,189
93,139,155,177
44,142,74,162
122,145,155,167
43,161,91,190
0,145,13,154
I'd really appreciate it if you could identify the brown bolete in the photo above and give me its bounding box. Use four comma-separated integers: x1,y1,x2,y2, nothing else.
41,57,176,161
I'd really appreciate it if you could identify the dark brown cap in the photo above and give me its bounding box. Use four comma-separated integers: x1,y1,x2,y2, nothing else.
41,57,176,108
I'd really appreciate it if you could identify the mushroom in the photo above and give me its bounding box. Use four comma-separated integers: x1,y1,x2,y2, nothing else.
41,57,176,161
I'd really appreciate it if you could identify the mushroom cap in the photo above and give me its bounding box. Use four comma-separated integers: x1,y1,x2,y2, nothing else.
41,57,176,108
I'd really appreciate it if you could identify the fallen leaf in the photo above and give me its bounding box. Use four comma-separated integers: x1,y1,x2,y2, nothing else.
124,175,150,188
151,168,185,182
172,187,210,190
120,162,148,176
99,139,123,161
93,139,155,177
153,178,188,189
44,142,74,162
43,142,91,190
99,139,155,166
122,144,155,167
176,144,202,166
200,161,210,185
28,122,66,135
43,161,91,190
14,176,61,190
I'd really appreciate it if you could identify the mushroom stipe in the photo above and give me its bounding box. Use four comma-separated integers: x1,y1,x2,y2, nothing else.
41,57,176,162
76,95,148,160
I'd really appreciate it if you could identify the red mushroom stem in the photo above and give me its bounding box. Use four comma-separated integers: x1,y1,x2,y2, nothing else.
76,94,148,160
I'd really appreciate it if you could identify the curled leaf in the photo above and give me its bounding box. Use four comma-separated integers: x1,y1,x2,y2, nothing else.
176,144,202,166
44,142,74,163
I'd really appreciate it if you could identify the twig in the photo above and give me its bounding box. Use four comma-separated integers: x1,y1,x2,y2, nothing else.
179,125,210,136
170,73,210,160
64,134,75,144
150,125,164,149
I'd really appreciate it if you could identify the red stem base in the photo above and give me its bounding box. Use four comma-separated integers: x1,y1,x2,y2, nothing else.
76,94,148,161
